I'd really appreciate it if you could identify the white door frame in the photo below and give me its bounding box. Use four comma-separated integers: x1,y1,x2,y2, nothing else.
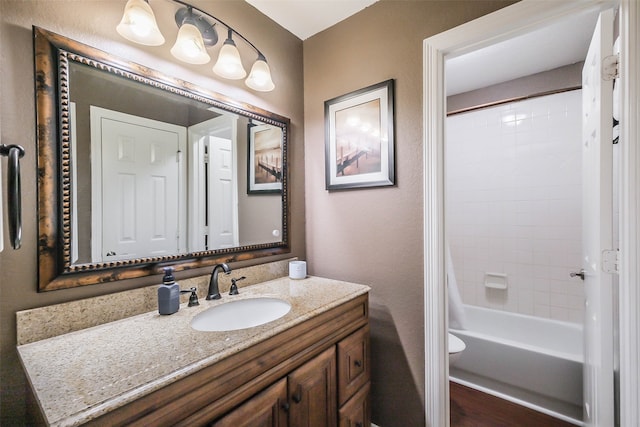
422,1,640,426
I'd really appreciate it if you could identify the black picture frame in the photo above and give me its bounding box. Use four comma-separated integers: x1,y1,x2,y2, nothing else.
324,79,395,191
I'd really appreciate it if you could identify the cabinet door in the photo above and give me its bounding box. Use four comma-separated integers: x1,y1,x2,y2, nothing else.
339,382,370,427
337,325,370,405
288,346,337,427
212,378,288,427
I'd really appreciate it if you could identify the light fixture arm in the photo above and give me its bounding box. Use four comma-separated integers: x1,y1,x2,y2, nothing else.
170,0,267,61
118,0,275,90
174,5,218,46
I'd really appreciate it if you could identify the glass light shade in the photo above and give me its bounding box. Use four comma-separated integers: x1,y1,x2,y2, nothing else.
116,0,165,46
170,23,211,64
245,57,275,92
212,39,246,79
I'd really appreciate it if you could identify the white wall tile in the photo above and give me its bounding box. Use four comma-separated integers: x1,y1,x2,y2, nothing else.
446,90,583,324
550,306,570,322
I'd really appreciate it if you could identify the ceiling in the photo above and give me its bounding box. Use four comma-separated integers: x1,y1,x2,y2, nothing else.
247,1,601,94
245,0,379,40
445,9,601,95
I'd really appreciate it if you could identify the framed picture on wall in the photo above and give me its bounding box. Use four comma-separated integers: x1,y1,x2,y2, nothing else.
324,79,395,191
247,122,283,194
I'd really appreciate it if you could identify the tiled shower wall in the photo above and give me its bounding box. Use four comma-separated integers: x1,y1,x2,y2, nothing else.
446,90,584,324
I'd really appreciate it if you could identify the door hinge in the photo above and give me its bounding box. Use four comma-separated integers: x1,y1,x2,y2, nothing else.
602,249,619,274
602,54,619,81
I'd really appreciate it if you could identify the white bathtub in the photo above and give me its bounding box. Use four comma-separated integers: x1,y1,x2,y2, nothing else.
450,304,584,425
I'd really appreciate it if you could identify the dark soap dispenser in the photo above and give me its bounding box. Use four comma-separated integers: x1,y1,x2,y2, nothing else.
158,267,180,315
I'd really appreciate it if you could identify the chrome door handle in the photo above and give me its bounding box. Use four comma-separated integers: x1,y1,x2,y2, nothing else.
570,269,585,280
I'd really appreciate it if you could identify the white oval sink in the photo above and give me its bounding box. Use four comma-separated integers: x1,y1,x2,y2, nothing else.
191,298,291,332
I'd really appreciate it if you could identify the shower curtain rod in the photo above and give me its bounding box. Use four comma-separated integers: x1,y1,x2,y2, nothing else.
447,85,582,116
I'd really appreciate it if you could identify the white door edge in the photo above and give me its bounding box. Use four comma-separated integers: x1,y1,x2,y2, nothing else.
422,1,640,426
582,9,614,424
617,1,640,425
187,115,239,252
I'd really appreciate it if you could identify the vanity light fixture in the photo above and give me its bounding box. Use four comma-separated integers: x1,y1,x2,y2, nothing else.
169,7,213,64
116,0,165,46
116,0,275,91
245,53,275,92
212,29,246,79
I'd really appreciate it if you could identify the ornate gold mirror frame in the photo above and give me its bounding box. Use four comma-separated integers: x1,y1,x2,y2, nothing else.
34,27,290,291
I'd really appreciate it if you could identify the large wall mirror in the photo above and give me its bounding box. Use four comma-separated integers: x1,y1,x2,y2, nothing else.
34,27,290,291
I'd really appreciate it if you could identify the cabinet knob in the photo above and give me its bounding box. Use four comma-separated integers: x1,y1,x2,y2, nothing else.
292,385,302,403
355,422,363,427
354,359,363,368
281,402,290,412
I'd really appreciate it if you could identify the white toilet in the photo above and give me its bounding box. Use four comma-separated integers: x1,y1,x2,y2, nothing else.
448,333,466,366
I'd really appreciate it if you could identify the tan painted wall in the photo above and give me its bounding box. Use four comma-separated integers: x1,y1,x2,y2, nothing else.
0,1,303,423
302,1,517,425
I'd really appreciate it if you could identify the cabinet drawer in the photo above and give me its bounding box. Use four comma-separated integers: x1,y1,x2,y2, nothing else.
339,382,370,427
337,325,370,406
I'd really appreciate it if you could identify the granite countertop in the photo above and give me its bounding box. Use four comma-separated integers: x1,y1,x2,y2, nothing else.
17,276,370,427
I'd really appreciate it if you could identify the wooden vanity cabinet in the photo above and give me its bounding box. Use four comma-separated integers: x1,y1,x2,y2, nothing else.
337,325,370,427
212,379,288,427
213,346,337,427
87,294,369,427
287,346,337,426
339,382,370,427
212,326,369,427
337,325,369,406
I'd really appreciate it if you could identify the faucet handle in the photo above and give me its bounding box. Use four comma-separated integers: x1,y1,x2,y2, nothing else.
229,276,246,295
180,287,199,307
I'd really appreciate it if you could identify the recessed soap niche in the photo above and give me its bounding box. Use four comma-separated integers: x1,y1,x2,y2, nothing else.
484,272,508,290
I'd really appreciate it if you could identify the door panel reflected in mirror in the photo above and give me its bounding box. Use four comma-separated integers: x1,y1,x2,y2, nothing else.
35,27,289,291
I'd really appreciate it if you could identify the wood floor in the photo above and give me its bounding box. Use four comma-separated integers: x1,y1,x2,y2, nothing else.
450,382,577,427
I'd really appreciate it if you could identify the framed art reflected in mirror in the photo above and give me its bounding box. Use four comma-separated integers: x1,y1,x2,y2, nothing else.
247,122,283,194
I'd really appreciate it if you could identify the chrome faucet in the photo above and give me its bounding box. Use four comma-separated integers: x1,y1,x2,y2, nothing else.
206,263,231,300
